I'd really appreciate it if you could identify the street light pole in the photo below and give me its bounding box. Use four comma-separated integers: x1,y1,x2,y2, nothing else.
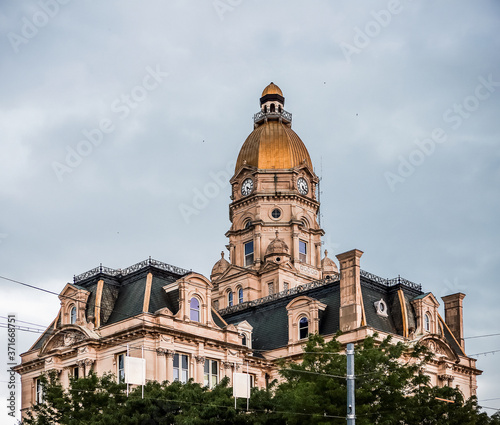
346,343,355,424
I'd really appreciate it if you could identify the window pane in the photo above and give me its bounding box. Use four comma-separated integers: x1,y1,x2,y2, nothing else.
190,297,200,322
182,355,188,370
173,369,179,381
204,360,209,374
228,292,233,306
238,288,243,304
173,354,179,368
299,317,309,339
245,241,254,255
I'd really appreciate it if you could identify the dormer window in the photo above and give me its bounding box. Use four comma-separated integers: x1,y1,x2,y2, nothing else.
424,313,431,332
299,317,309,339
190,297,200,322
70,306,77,324
241,334,247,346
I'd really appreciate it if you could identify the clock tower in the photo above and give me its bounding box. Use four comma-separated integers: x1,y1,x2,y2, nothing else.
211,83,336,310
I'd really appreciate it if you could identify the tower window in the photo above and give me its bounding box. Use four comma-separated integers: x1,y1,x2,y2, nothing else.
228,291,234,307
244,241,254,266
299,317,309,340
70,306,77,324
271,208,281,219
264,105,268,113
299,240,307,262
190,297,200,322
270,103,275,112
244,220,252,230
238,287,244,304
278,105,282,113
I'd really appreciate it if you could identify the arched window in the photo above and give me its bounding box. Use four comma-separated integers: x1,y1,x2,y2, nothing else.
270,103,275,112
70,306,77,324
299,317,309,340
244,220,252,230
424,313,431,332
241,334,247,346
228,291,233,307
278,105,282,113
264,105,267,113
190,297,200,322
238,287,244,304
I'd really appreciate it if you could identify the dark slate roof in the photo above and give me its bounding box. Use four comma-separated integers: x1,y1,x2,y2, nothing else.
149,274,180,315
221,272,427,352
222,282,341,352
361,281,398,335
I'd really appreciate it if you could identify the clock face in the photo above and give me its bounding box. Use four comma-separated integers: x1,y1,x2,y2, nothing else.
297,177,308,195
241,178,254,196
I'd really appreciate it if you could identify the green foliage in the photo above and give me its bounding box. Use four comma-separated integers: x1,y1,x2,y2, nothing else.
23,338,496,424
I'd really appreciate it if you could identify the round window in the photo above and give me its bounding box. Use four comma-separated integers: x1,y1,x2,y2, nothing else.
271,208,281,219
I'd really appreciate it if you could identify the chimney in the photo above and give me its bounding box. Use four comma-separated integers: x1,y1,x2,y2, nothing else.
336,249,364,333
441,293,466,350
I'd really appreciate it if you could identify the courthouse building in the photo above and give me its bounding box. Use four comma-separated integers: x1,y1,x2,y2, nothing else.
15,83,481,415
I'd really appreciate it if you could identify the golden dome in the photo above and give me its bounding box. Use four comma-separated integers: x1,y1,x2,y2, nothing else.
235,120,312,171
261,82,283,97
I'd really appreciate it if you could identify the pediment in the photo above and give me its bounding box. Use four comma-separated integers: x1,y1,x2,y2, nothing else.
260,260,297,274
59,283,90,299
420,336,459,362
216,264,255,282
41,325,97,354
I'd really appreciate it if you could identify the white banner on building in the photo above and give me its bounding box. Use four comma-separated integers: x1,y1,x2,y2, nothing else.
233,372,251,398
125,356,146,385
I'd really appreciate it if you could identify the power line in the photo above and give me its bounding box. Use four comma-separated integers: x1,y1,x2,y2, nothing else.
465,333,500,340
470,349,500,357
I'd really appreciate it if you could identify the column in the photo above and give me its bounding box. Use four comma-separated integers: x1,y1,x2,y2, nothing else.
195,356,205,385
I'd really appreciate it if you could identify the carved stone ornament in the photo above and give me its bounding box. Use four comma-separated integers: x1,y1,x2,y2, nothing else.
195,356,205,364
64,333,76,346
222,361,233,370
78,346,88,354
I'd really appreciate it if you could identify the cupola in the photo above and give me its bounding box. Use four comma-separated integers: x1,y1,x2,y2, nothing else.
210,251,230,280
264,231,291,264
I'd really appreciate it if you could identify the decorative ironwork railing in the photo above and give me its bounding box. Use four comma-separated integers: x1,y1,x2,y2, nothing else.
218,274,340,315
253,109,292,123
74,257,190,283
360,270,422,291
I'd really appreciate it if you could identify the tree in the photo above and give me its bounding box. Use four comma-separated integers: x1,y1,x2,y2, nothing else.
275,333,492,425
23,338,495,424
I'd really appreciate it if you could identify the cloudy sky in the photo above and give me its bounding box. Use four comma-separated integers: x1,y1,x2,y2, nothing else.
1,0,499,421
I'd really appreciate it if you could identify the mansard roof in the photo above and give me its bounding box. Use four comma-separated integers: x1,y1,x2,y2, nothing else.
220,269,464,359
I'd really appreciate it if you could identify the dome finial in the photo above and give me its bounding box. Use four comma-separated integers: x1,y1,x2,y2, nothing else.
221,251,224,258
